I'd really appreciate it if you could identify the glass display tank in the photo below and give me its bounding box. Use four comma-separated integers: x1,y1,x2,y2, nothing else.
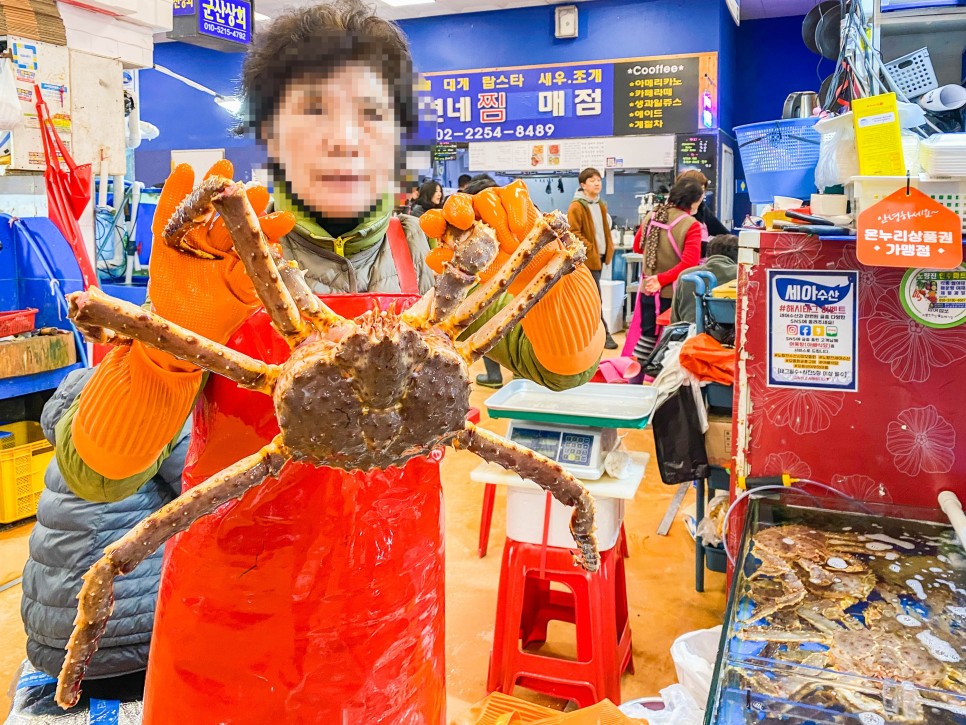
706,490,966,725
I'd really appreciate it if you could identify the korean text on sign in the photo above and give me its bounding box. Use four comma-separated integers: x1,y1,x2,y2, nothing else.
199,0,250,44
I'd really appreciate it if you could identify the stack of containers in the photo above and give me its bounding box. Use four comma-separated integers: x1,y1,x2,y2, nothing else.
599,279,625,334
919,134,966,176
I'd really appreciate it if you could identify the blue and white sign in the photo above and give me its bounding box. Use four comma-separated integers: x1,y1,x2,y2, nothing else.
768,270,859,391
423,53,716,142
173,0,195,17
198,0,251,44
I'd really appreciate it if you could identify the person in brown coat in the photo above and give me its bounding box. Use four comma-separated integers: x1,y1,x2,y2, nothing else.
568,167,618,349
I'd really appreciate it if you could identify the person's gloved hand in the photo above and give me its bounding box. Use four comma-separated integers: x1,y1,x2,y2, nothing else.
420,180,604,376
149,160,296,360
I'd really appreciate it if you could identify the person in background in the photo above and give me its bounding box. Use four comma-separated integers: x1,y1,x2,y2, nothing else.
629,177,705,362
670,233,738,324
567,167,618,350
457,173,472,191
17,368,189,704
410,179,443,218
51,2,604,721
677,169,729,245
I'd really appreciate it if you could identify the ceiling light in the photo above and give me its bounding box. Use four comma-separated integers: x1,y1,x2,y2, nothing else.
215,95,243,115
254,11,270,21
379,0,436,7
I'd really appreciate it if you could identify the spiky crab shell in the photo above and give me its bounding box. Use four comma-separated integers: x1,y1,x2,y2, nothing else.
273,309,470,470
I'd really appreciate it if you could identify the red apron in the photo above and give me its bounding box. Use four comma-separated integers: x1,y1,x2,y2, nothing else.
143,263,445,720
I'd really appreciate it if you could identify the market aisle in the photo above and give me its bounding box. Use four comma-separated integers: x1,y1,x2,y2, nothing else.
0,357,726,719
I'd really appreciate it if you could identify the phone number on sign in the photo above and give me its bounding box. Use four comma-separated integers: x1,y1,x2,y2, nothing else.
202,20,247,41
436,124,556,142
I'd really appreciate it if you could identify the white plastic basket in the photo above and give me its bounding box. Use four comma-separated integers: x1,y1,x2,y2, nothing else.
884,48,938,99
849,175,966,228
506,486,623,551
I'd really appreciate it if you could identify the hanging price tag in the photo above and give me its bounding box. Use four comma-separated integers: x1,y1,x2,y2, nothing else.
857,187,962,269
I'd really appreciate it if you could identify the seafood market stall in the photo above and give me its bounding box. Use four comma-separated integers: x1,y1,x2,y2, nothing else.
708,489,966,725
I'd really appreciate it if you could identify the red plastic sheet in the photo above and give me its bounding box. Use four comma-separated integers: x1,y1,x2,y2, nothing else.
143,294,446,724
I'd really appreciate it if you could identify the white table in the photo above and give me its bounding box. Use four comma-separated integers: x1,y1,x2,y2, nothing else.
471,453,650,552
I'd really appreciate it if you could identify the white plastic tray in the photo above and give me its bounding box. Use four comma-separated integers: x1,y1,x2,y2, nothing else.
484,379,658,429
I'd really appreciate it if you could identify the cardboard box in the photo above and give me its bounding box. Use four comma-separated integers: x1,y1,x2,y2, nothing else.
0,330,76,379
705,411,732,468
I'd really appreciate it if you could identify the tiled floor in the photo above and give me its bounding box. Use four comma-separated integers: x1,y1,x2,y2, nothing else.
0,350,726,721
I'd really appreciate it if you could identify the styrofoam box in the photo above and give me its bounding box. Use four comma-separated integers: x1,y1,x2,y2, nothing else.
506,486,624,551
599,279,625,309
602,303,623,334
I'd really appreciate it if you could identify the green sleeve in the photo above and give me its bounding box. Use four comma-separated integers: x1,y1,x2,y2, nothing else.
460,292,599,392
55,385,190,504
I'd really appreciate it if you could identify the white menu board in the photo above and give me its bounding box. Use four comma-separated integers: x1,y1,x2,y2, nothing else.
468,135,674,173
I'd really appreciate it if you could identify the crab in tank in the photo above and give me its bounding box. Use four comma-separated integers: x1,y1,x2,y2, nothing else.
55,176,600,708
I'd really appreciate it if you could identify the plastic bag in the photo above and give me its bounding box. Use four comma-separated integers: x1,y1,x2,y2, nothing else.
4,661,143,725
642,322,690,378
694,494,729,546
633,685,702,725
670,626,723,707
652,385,710,484
814,112,859,191
0,59,22,131
678,333,735,386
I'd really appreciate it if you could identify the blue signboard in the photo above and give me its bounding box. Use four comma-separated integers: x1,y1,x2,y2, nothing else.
173,0,194,17
198,0,251,45
423,53,716,141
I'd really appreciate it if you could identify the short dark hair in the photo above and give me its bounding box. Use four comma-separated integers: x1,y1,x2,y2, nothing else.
458,174,472,187
578,167,601,185
708,234,739,262
463,174,498,195
242,0,416,139
668,178,706,209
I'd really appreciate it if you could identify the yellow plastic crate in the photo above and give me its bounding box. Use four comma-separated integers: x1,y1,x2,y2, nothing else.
0,421,53,523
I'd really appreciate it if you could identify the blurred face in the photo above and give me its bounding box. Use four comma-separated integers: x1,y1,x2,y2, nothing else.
267,63,400,218
431,185,442,205
581,174,602,197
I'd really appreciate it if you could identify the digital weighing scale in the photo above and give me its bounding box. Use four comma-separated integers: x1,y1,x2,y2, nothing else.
506,420,618,480
486,380,659,481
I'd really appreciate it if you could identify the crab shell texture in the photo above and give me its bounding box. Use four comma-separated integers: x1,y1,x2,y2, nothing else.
274,307,470,470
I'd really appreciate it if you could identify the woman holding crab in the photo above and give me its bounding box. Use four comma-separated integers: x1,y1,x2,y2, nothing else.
49,1,605,722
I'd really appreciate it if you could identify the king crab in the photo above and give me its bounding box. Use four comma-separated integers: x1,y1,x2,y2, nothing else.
55,177,600,708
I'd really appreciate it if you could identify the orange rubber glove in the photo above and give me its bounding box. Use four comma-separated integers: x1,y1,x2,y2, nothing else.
421,181,604,376
73,161,295,481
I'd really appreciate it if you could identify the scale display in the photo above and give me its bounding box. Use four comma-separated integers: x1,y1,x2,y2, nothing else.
511,426,562,460
507,421,610,480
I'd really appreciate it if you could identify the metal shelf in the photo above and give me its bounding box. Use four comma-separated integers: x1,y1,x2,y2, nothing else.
0,363,84,401
877,6,966,34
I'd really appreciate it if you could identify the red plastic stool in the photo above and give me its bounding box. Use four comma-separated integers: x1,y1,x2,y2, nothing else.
487,540,633,707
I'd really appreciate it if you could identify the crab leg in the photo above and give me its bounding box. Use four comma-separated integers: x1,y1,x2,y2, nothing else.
456,229,586,362
56,440,289,709
426,223,499,325
162,176,231,257
68,287,279,393
211,183,307,341
438,212,568,337
272,253,344,330
454,423,598,572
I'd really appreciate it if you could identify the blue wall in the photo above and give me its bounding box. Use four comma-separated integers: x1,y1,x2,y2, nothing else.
733,14,833,128
135,0,732,184
135,43,258,186
730,14,833,219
